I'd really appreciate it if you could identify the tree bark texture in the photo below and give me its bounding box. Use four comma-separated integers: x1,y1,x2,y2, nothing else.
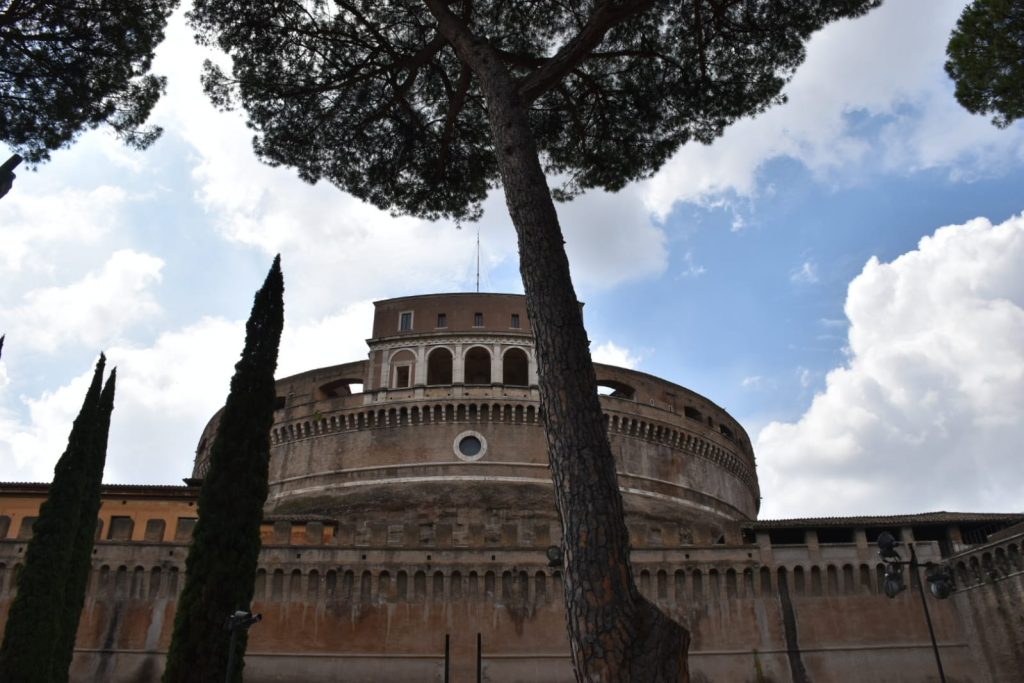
425,3,690,680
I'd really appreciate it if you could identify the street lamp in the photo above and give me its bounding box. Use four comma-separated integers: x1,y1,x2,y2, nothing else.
876,531,955,683
224,609,262,683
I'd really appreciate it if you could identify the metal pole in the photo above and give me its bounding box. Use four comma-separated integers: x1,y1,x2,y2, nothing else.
476,632,482,683
225,627,239,683
910,545,946,683
444,633,450,683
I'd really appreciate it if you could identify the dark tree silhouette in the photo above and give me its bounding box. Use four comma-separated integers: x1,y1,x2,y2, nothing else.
946,0,1024,128
51,369,116,683
0,355,115,682
0,0,177,164
188,2,880,678
164,256,284,683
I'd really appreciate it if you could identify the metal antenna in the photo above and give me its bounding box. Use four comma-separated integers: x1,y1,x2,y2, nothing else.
476,224,481,293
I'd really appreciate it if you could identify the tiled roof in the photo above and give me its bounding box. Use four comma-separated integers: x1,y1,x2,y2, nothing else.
748,511,1024,529
0,481,197,496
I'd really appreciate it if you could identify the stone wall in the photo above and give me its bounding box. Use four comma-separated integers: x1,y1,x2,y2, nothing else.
0,525,993,683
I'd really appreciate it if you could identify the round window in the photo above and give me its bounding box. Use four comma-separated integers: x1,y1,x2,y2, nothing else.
453,430,487,461
459,435,482,456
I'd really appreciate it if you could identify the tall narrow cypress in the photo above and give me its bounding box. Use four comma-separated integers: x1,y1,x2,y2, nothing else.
164,256,284,683
0,355,113,682
51,369,117,683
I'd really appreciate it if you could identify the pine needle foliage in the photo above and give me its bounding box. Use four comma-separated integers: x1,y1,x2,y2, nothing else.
163,256,284,683
945,0,1024,128
0,0,178,164
0,355,116,682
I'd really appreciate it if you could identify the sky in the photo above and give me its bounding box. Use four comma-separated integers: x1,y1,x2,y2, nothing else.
1,1,1022,520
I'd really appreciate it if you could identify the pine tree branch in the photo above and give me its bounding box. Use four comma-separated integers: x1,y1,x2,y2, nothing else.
517,0,655,103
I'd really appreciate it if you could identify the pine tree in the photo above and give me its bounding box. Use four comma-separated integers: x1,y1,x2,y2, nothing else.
164,256,284,683
189,1,881,677
51,369,117,683
0,355,114,682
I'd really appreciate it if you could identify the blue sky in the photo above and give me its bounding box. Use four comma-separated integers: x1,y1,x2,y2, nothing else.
1,1,1022,519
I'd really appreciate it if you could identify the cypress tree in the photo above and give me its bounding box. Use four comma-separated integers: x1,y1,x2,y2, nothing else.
51,369,117,683
164,256,284,683
0,355,112,682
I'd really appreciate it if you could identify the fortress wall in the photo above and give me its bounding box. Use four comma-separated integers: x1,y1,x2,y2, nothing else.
0,535,986,683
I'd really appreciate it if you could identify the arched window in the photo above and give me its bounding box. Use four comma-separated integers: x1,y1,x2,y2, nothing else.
503,348,529,386
464,347,491,384
596,379,635,399
390,349,415,388
427,347,453,385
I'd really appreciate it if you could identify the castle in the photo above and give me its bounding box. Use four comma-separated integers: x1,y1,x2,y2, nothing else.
0,293,1021,682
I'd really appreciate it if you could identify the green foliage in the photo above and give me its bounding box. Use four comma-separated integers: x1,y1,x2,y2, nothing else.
0,0,178,164
163,256,284,683
945,0,1024,128
189,0,879,222
0,355,115,683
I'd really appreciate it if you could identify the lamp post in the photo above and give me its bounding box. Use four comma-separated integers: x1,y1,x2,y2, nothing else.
877,531,955,683
224,609,262,683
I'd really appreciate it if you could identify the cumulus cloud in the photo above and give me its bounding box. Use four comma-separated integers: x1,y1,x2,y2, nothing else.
0,299,379,485
0,185,127,274
144,8,667,312
756,214,1024,518
0,318,242,485
2,250,164,353
643,0,1024,218
592,341,643,370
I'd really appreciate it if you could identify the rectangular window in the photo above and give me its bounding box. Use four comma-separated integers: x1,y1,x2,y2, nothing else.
395,365,410,388
437,313,447,328
108,516,134,541
473,312,483,327
399,311,413,331
175,517,197,542
510,313,520,329
17,516,37,539
144,519,166,542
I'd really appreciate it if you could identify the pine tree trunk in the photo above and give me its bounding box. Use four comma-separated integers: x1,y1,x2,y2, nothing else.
424,5,690,679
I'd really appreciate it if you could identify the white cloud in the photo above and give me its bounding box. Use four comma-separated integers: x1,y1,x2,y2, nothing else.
642,0,1024,218
277,303,375,379
742,376,763,389
592,341,642,369
556,186,669,288
2,250,164,353
0,298,380,485
0,185,128,274
143,8,667,312
757,213,1024,518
